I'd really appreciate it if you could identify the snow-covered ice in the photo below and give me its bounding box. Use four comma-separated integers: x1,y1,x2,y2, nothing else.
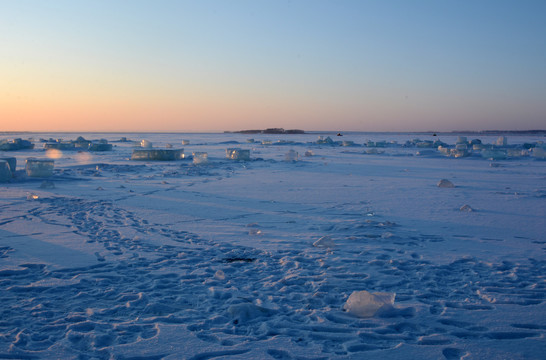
0,131,545,359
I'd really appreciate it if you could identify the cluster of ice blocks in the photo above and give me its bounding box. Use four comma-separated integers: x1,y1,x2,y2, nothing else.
43,136,113,151
0,138,34,151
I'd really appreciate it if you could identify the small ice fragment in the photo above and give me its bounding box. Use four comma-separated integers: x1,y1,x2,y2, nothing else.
27,193,39,200
437,179,455,188
285,149,298,162
304,150,314,157
460,204,473,212
313,236,335,248
165,143,173,148
249,228,262,236
344,290,396,318
214,270,225,280
96,186,104,191
532,147,546,159
182,140,190,145
25,158,54,177
496,136,508,146
140,139,152,148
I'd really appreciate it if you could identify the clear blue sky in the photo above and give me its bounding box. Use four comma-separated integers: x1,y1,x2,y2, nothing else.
1,0,545,132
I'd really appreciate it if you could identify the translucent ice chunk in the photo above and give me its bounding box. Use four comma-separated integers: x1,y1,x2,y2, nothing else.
0,161,12,182
192,152,208,165
25,158,54,177
226,148,250,161
496,136,507,146
285,149,298,162
532,147,546,159
0,157,16,174
344,290,395,318
140,139,153,148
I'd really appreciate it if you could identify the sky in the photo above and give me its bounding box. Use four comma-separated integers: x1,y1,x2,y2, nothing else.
1,0,545,132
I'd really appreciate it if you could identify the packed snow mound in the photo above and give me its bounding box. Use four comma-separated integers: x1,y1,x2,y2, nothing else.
228,303,275,323
343,290,395,318
437,179,455,188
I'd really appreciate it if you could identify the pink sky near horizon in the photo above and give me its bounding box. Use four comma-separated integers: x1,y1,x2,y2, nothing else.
1,1,545,133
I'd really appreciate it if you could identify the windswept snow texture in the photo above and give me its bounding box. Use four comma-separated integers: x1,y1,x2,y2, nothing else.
1,132,545,359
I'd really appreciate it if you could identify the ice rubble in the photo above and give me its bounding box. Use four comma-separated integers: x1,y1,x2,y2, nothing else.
0,138,34,151
43,136,113,151
343,290,396,318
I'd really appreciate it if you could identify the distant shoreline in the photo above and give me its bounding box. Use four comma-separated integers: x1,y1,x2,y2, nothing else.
1,129,545,135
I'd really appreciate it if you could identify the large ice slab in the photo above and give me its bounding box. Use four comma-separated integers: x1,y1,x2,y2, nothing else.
25,158,54,177
131,149,184,161
0,157,16,174
0,161,12,182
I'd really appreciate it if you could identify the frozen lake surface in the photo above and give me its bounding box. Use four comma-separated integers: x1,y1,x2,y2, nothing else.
1,132,545,359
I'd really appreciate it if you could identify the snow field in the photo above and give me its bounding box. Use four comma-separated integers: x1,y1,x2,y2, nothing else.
0,132,545,359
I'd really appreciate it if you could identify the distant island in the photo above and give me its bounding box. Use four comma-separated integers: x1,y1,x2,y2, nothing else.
225,128,305,134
